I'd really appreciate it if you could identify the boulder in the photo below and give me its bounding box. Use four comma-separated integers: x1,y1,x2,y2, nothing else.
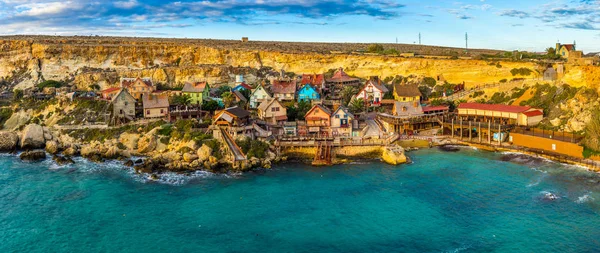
119,133,140,150
62,146,79,156
103,146,119,159
52,155,74,165
0,131,19,151
20,150,46,161
45,140,60,154
381,146,407,165
3,111,30,131
124,160,134,167
80,144,100,157
137,135,157,153
183,153,198,163
20,124,46,149
196,144,212,162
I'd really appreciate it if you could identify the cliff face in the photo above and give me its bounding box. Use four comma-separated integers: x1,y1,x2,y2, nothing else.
0,37,599,92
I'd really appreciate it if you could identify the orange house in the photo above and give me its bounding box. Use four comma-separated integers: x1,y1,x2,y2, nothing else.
304,104,332,135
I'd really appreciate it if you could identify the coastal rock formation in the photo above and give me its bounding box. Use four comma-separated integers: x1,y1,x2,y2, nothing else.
20,124,46,149
197,144,212,162
382,146,408,165
3,111,30,131
19,150,46,161
45,140,60,154
0,131,19,151
52,155,74,165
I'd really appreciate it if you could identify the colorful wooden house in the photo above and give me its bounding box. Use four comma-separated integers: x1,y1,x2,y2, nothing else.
300,74,325,93
120,77,155,100
232,82,252,92
304,104,332,135
271,80,297,101
356,78,389,106
330,106,355,137
182,81,210,105
101,87,121,100
297,84,320,102
213,106,251,127
142,93,170,118
556,42,576,58
249,84,272,109
111,89,136,121
232,90,248,104
393,82,421,102
257,98,287,125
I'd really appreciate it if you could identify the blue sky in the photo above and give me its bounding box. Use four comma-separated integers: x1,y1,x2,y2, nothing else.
0,0,599,52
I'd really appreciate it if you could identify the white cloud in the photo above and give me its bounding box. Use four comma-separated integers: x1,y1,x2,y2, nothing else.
15,1,79,17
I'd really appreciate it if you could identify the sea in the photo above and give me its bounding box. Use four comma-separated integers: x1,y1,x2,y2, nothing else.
1,147,600,253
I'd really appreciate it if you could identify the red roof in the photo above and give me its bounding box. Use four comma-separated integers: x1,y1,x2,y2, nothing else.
327,68,358,83
458,103,532,113
423,105,449,112
301,74,324,86
238,83,252,90
523,110,543,117
271,80,297,94
101,87,120,94
562,44,575,51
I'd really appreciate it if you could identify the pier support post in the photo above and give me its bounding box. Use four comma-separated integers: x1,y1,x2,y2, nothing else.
478,122,482,143
460,120,463,140
488,120,491,144
451,119,454,139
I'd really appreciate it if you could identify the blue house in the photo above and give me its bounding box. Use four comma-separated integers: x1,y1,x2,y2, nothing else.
297,84,320,102
232,83,252,92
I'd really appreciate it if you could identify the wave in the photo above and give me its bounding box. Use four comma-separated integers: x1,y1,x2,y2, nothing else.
444,245,472,253
527,176,544,187
539,191,560,201
576,193,594,204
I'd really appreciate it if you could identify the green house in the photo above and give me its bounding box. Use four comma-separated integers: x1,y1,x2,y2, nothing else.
182,82,210,105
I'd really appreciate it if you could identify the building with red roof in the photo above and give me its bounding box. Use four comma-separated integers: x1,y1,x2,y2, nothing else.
301,74,325,92
326,68,361,100
271,80,297,101
457,102,543,126
101,86,121,100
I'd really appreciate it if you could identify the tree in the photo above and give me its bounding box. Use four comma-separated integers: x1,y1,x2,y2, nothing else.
546,47,556,56
201,100,220,112
221,91,235,108
214,86,231,97
341,86,358,106
349,98,365,113
36,80,63,89
171,94,191,106
286,104,299,121
296,100,311,120
367,44,385,54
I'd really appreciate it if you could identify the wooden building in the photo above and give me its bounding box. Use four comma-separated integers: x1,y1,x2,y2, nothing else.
257,98,287,125
330,106,356,137
356,78,389,107
271,80,297,101
393,82,421,102
182,81,210,105
111,89,136,121
142,93,170,118
120,77,155,100
304,104,332,136
457,103,543,126
213,106,251,127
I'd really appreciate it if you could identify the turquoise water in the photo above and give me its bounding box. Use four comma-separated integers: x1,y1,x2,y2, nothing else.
2,148,600,252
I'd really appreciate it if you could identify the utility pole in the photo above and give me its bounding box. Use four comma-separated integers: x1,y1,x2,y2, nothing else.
419,33,421,45
465,32,468,52
396,37,398,44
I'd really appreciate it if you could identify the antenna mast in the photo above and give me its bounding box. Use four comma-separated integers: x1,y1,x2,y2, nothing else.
465,32,469,51
419,33,421,45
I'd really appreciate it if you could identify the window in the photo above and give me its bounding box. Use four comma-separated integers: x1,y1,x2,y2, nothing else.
146,110,150,115
271,107,276,112
160,109,164,114
335,115,340,119
124,102,128,106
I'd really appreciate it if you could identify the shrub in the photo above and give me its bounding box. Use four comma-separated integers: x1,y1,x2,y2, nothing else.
510,68,532,76
160,136,170,145
499,79,507,83
0,108,13,127
117,143,127,150
36,80,64,89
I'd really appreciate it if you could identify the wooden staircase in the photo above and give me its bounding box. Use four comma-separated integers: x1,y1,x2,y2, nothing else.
312,141,333,166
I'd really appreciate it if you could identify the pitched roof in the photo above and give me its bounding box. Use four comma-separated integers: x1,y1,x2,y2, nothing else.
333,106,354,119
523,110,544,117
251,84,272,98
301,74,325,86
394,101,424,117
121,77,152,88
271,80,297,94
394,83,421,97
224,106,250,118
561,44,575,51
233,83,252,90
300,83,318,93
142,94,169,109
458,102,533,113
360,79,389,95
257,98,281,112
327,68,358,83
102,87,121,94
306,104,332,117
111,89,135,103
422,105,449,113
232,90,247,102
182,82,208,93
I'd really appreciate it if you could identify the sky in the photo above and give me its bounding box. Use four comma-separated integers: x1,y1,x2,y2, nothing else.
0,0,599,52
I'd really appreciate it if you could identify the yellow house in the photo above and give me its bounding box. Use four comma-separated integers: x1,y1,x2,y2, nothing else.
556,43,576,58
120,77,155,100
142,93,169,118
393,83,421,102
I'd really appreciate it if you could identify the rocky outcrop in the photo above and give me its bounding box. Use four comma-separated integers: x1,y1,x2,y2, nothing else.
3,111,30,131
45,140,60,154
52,155,74,165
197,144,212,162
20,124,46,149
137,133,157,154
381,146,408,165
0,131,19,151
19,150,46,161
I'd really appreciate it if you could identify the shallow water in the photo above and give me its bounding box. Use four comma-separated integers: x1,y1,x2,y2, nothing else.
1,148,600,252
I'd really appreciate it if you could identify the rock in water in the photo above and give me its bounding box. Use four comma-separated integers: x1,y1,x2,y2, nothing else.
124,160,134,167
20,124,46,149
20,150,47,161
52,155,75,165
45,140,60,154
382,146,408,165
0,131,19,151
